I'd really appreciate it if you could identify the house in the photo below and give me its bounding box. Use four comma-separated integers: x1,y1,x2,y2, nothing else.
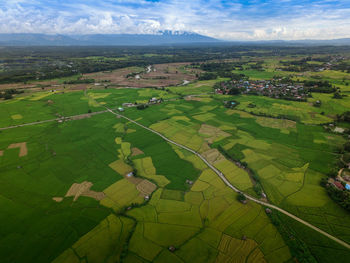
168,246,176,252
334,181,345,190
122,103,134,107
265,208,272,214
118,107,124,112
149,97,163,104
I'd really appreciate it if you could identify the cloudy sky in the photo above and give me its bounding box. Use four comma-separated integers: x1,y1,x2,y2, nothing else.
0,0,350,40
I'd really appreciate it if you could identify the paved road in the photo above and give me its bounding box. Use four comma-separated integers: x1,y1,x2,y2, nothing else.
105,107,350,250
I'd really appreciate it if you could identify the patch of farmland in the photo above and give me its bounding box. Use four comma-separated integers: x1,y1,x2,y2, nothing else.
53,214,134,263
83,63,198,88
101,179,144,211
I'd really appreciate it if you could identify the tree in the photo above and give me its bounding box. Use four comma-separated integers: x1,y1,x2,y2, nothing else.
228,87,241,95
4,93,13,100
344,142,350,152
237,193,246,202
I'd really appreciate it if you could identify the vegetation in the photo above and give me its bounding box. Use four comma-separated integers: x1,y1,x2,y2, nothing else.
2,46,350,263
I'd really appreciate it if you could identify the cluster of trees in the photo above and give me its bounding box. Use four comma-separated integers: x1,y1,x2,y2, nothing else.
197,61,247,81
247,61,264,71
64,78,95,84
0,88,23,100
267,211,318,263
214,81,243,95
279,57,322,72
136,104,148,110
320,140,350,212
337,111,350,123
321,178,350,211
198,72,218,80
332,62,350,73
2,45,349,84
223,100,239,108
303,80,336,93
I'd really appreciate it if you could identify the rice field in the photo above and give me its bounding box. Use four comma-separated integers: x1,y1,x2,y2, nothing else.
1,80,350,263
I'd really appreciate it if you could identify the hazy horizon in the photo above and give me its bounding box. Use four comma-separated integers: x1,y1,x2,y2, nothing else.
1,1,350,41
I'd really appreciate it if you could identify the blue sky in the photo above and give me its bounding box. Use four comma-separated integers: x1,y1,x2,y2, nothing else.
0,0,350,40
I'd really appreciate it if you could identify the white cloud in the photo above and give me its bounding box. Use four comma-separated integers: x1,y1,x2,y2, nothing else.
0,0,350,40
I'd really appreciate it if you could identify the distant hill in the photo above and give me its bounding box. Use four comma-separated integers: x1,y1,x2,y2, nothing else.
1,33,350,46
0,31,220,46
223,38,350,46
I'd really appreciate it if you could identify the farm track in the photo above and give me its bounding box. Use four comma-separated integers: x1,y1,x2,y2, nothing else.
0,92,211,131
104,106,350,250
0,109,109,131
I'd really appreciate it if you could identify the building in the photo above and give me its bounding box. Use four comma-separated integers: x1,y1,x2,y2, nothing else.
122,103,134,107
334,181,345,190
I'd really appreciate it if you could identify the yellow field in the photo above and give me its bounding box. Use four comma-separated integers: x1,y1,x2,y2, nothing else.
101,179,144,211
109,159,133,176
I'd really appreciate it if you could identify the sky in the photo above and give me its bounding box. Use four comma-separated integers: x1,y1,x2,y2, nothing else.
0,0,350,40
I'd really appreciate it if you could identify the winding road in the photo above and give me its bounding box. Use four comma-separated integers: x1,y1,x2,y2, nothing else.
1,96,349,250
105,107,350,250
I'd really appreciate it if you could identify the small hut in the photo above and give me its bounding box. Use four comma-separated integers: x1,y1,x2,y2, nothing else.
265,208,272,214
168,246,176,252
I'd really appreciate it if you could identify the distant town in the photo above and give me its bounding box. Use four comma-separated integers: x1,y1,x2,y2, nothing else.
214,78,338,102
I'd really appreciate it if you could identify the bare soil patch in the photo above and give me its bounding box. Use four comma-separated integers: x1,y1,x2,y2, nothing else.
68,84,89,91
70,114,91,121
64,181,105,202
199,124,231,143
0,150,3,156
52,197,63,202
185,96,201,101
136,180,157,196
126,176,143,185
131,147,144,156
202,149,225,164
8,142,27,157
83,63,200,88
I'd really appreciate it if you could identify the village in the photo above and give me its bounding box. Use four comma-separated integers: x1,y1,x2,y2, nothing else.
215,79,309,101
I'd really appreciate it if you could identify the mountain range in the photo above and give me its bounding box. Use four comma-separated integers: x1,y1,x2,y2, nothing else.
1,32,350,46
0,31,220,46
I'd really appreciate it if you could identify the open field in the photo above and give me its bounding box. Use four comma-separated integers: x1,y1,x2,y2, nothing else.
83,63,201,88
2,47,350,263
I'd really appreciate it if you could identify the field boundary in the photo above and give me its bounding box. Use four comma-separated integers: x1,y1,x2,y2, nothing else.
104,106,350,251
0,109,109,131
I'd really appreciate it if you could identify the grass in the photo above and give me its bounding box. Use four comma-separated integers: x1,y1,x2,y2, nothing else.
2,82,350,263
53,214,134,263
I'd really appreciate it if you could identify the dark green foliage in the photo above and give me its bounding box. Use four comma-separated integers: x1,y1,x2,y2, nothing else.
253,184,263,196
267,211,318,263
337,111,350,123
344,141,350,152
64,78,95,84
303,80,335,93
136,104,149,110
0,88,23,100
343,153,350,163
198,72,217,80
124,124,200,190
333,91,343,99
237,193,246,202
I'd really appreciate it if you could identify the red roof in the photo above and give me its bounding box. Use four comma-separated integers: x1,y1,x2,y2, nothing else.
334,181,345,190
